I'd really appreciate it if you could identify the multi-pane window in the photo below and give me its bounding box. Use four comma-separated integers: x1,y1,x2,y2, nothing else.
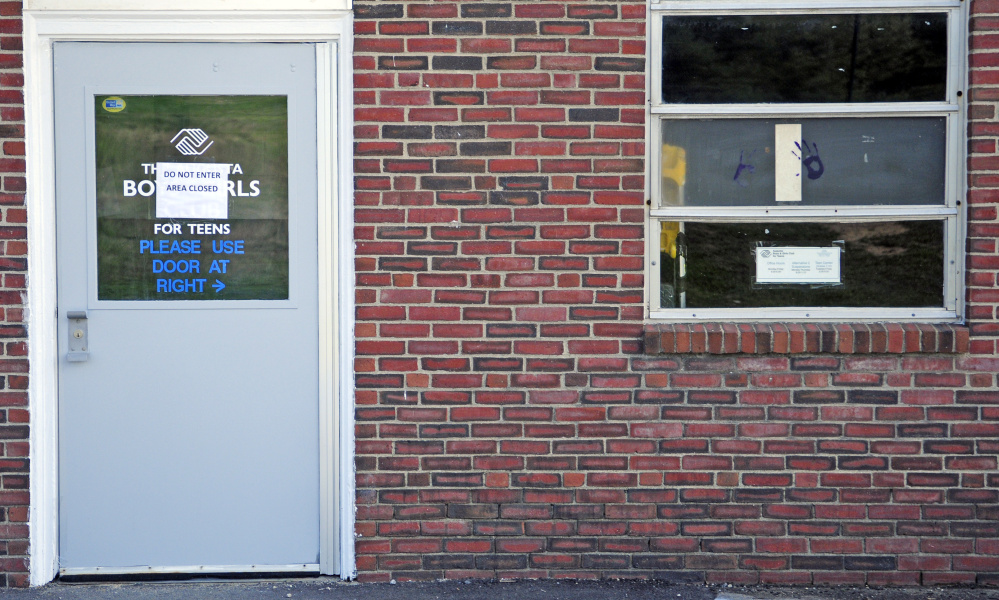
648,1,966,321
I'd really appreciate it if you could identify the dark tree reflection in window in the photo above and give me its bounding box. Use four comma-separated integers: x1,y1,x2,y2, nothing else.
662,13,948,104
659,221,944,308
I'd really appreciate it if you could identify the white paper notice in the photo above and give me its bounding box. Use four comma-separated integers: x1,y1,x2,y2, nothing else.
155,162,230,219
775,124,802,202
755,246,841,284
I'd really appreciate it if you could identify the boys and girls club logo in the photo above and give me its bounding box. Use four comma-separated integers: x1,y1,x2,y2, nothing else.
101,97,214,156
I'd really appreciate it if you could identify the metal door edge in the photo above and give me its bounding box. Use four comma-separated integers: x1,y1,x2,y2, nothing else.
60,564,321,577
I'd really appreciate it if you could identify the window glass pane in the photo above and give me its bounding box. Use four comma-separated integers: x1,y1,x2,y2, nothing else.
661,117,946,207
662,13,948,104
657,221,944,309
95,95,289,301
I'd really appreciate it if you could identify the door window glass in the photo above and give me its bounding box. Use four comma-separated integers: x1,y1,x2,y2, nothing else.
95,95,289,300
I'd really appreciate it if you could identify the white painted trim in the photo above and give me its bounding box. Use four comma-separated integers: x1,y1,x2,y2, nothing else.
26,12,352,39
27,0,350,10
24,12,60,589
650,207,960,219
25,9,355,586
652,0,959,12
652,102,960,115
649,307,960,322
317,40,336,580
643,0,654,320
335,15,358,582
317,30,358,580
953,0,969,323
60,564,320,577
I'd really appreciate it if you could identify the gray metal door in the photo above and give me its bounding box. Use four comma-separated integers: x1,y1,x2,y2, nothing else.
55,43,320,573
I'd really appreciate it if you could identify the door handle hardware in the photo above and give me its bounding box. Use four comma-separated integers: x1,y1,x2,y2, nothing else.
67,311,88,362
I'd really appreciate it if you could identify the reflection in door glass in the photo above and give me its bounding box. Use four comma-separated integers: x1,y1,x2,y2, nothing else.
95,95,289,301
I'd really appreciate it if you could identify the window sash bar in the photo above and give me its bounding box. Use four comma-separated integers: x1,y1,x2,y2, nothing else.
652,0,960,13
651,104,959,116
649,208,959,220
648,307,960,321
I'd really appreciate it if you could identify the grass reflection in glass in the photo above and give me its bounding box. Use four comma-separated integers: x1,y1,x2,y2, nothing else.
660,221,944,309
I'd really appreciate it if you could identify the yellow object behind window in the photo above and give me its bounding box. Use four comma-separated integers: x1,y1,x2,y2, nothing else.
662,144,686,187
660,221,680,259
662,144,686,205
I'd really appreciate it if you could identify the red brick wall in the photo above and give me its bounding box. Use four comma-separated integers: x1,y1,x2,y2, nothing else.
353,0,999,586
352,0,648,581
0,0,26,588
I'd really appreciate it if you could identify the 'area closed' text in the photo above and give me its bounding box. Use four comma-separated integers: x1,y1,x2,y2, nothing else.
123,179,260,197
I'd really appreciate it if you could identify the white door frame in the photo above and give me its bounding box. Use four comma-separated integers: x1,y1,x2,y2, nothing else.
24,2,356,586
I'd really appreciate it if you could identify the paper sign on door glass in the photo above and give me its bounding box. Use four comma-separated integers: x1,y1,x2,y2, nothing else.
94,95,289,301
155,162,231,219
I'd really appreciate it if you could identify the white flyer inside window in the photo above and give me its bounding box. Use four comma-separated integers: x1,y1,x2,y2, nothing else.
755,246,842,284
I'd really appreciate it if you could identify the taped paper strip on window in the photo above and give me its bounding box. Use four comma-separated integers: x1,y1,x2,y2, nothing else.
775,124,801,203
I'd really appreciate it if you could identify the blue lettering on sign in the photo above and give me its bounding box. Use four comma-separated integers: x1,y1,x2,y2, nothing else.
139,239,202,254
156,278,207,293
144,233,243,296
152,259,200,274
212,240,245,254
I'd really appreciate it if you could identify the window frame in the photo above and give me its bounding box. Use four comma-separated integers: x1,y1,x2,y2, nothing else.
646,0,968,322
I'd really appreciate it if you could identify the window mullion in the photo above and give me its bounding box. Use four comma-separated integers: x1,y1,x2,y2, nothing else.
651,207,959,220
652,0,960,14
651,103,959,116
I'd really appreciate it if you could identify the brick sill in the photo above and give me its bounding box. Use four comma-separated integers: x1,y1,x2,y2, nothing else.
644,323,969,355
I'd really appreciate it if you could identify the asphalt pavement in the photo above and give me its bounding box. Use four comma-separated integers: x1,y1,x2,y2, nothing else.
0,578,997,600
